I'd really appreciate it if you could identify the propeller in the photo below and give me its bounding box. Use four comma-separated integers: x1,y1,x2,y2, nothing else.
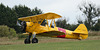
17,21,26,32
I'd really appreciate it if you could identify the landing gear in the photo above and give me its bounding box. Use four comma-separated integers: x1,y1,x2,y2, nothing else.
78,35,82,40
24,34,32,44
32,33,38,43
32,38,38,43
24,33,38,44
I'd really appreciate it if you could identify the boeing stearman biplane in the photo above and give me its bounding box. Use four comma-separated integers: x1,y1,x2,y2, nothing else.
18,12,88,44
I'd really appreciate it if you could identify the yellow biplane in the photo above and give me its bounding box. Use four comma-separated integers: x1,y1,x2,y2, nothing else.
18,12,88,44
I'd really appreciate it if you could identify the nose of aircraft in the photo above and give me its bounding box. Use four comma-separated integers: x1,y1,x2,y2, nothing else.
21,21,26,32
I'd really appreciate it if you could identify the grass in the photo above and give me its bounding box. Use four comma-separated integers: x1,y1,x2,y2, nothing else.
0,39,100,50
0,35,100,50
0,31,100,50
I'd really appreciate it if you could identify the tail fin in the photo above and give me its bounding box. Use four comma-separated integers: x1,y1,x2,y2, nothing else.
73,24,88,39
74,24,88,35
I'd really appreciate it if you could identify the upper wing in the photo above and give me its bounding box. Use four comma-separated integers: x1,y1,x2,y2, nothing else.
18,12,62,22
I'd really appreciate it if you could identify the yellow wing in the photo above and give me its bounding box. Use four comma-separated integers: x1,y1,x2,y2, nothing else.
37,31,65,37
18,12,62,22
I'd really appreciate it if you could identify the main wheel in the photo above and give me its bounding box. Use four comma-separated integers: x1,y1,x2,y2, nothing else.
24,39,30,44
32,38,38,43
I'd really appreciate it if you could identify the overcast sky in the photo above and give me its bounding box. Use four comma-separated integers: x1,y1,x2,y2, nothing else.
0,0,100,24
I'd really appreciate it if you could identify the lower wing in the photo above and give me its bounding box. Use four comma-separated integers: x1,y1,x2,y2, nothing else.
37,31,65,37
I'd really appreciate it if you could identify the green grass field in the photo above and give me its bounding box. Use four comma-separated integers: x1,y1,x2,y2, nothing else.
0,39,100,50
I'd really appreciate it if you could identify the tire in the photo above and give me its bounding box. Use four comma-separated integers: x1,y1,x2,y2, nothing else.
32,38,38,43
24,39,30,44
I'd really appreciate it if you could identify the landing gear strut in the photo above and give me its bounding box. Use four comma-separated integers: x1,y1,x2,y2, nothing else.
78,35,82,40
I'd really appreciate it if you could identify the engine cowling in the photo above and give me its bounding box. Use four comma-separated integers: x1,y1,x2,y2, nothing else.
21,21,26,32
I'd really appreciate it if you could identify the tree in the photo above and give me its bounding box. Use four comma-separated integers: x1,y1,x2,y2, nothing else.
79,3,100,30
56,19,67,28
13,5,32,18
77,17,83,24
93,19,100,31
32,7,43,15
0,3,17,28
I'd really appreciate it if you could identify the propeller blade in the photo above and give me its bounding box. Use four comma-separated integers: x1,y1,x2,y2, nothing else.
16,21,21,26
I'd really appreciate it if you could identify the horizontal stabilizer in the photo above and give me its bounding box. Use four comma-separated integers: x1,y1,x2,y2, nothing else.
73,32,88,35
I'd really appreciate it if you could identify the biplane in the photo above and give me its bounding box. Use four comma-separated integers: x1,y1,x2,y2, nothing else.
18,12,88,44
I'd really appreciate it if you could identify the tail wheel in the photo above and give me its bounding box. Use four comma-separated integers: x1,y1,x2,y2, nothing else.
32,38,38,43
24,39,30,44
78,36,82,40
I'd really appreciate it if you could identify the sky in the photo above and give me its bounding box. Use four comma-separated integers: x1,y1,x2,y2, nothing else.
0,0,100,24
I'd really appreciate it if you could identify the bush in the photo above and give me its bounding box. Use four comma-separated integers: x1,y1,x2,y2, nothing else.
0,25,10,37
8,28,16,38
0,25,16,38
88,31,100,36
